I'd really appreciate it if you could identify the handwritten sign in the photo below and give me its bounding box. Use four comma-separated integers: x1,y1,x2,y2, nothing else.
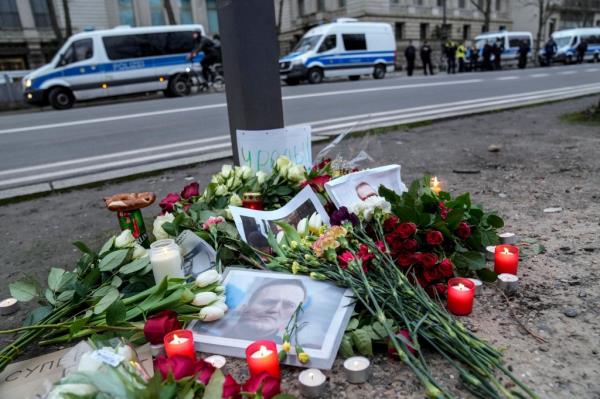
237,125,312,172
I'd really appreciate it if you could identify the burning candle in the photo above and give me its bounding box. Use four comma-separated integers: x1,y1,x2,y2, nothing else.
246,340,280,379
164,329,196,360
149,239,184,285
298,368,327,397
242,192,264,210
343,356,371,384
430,176,442,195
447,278,475,316
494,245,519,275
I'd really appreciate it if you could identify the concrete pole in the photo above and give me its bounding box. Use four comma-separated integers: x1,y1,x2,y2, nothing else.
216,0,285,165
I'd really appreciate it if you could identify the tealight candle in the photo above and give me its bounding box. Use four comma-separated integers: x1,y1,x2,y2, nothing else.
430,176,442,195
447,278,475,316
246,340,280,378
0,297,19,316
242,192,264,210
494,245,519,275
485,245,496,261
164,329,196,360
497,273,519,294
205,355,227,370
467,278,483,296
298,368,327,398
343,356,371,384
150,239,184,284
498,232,519,245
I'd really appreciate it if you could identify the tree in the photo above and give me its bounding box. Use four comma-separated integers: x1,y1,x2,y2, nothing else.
62,0,72,38
470,0,492,32
46,0,64,44
276,0,285,34
524,0,559,64
163,0,176,25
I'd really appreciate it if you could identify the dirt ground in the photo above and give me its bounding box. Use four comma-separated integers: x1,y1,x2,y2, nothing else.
1,96,599,398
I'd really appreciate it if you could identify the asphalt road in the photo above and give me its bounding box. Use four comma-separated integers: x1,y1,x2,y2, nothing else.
0,63,599,198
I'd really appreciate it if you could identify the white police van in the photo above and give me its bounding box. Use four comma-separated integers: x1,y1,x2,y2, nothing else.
23,25,205,110
279,19,396,85
474,31,533,66
539,27,600,64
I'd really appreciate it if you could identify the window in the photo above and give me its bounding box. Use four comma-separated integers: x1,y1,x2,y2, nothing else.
495,0,501,11
207,0,219,33
458,0,466,7
117,0,135,26
318,34,337,52
508,36,530,47
549,18,556,35
391,0,400,4
103,31,195,60
342,34,367,50
317,0,326,11
298,0,305,15
420,23,429,40
149,0,165,25
395,22,405,40
0,0,21,28
179,0,193,24
415,0,423,5
462,24,470,40
30,0,51,27
481,24,487,33
339,0,346,7
59,39,94,66
437,0,443,6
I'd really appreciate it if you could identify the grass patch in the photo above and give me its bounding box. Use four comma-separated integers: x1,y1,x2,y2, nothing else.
561,102,600,125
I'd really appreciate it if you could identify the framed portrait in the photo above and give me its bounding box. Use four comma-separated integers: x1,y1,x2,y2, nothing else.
190,267,355,369
175,230,217,278
324,164,407,209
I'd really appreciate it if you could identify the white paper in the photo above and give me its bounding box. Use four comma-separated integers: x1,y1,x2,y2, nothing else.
324,164,407,209
237,125,312,172
229,186,329,245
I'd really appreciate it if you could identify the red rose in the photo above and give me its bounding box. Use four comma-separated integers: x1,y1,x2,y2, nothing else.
423,268,441,283
338,251,355,269
375,240,386,252
396,253,414,268
155,355,196,380
439,258,454,277
420,253,438,270
243,372,281,399
181,182,200,199
434,283,447,296
223,374,242,399
316,158,331,170
388,329,417,358
383,215,399,233
301,175,331,192
396,222,417,239
425,230,444,246
195,359,216,385
143,310,181,344
402,239,418,252
159,192,181,213
439,202,449,220
455,221,472,240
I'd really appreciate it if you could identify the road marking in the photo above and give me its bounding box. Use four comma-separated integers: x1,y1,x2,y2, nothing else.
530,73,550,77
558,70,577,75
496,76,519,80
585,68,599,72
0,79,484,135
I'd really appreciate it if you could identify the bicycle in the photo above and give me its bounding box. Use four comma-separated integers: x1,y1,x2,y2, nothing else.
185,62,225,93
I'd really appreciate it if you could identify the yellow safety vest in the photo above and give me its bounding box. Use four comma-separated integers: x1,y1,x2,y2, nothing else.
456,45,466,59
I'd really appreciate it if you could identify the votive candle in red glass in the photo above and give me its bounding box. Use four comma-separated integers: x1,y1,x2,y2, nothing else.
242,192,264,210
494,244,519,275
164,329,196,360
246,340,280,379
447,277,475,316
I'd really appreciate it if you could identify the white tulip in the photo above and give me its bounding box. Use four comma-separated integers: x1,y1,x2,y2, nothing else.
229,193,242,206
296,217,308,237
153,213,174,240
48,383,97,399
215,184,228,196
199,305,225,322
195,269,221,287
212,300,228,313
132,243,148,259
221,164,233,178
115,229,136,248
256,171,268,185
192,292,218,306
276,230,285,243
308,212,323,234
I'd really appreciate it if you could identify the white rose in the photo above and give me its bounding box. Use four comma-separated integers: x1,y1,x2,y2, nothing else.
240,165,253,180
275,156,291,171
195,269,221,287
192,292,218,306
199,305,225,322
229,193,242,206
256,171,268,185
225,208,233,220
132,243,148,259
215,184,228,196
212,300,228,313
308,212,323,234
296,217,308,236
77,352,104,373
234,166,244,179
115,229,136,248
153,213,175,241
221,164,233,178
286,164,306,183
48,383,97,399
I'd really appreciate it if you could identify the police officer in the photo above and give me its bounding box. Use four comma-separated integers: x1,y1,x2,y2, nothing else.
544,37,557,66
517,40,530,69
444,40,457,74
405,40,417,77
420,41,434,75
456,42,466,72
576,39,587,64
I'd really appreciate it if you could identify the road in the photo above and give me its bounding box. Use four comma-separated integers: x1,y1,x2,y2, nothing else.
0,63,599,198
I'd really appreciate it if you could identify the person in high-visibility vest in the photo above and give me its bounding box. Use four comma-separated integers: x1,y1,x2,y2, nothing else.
456,42,466,73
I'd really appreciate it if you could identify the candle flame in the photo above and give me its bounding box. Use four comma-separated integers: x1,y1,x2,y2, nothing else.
502,247,512,255
430,176,441,194
170,333,188,344
454,283,470,291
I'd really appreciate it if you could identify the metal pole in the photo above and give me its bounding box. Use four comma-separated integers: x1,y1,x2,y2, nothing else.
216,0,284,165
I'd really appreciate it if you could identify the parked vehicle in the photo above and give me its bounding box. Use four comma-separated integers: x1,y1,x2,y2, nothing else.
538,28,600,65
279,18,396,85
474,31,533,67
23,24,205,110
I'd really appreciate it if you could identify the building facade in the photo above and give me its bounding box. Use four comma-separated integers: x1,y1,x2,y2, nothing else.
0,0,220,70
275,0,514,62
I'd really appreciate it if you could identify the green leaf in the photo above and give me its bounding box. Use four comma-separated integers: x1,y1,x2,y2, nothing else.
48,267,66,292
57,272,77,292
69,316,89,337
274,221,302,245
99,249,131,272
111,275,123,287
379,185,402,205
444,208,465,231
106,299,126,325
272,395,297,399
162,222,178,237
274,186,292,196
56,290,74,302
452,251,486,272
351,328,373,356
485,214,504,228
339,334,355,358
99,236,115,256
202,369,225,399
476,268,497,282
23,306,52,326
536,244,547,254
372,321,389,339
93,287,120,315
92,285,113,298
119,257,150,275
9,279,39,302
479,229,499,247
345,318,359,332
45,288,56,305
73,241,95,256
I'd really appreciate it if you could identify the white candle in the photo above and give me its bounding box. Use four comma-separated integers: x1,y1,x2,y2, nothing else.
205,355,227,369
170,334,188,344
498,232,518,245
0,297,19,316
467,278,483,296
497,273,519,294
485,245,496,261
343,356,371,384
251,345,273,358
299,368,327,397
150,239,184,284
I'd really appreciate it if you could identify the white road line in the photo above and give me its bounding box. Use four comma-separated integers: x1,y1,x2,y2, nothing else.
585,68,599,72
496,76,519,80
530,73,550,77
0,79,485,135
558,70,577,75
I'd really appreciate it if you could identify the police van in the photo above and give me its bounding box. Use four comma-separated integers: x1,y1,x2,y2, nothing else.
539,27,600,64
23,25,205,110
279,19,396,85
474,31,533,66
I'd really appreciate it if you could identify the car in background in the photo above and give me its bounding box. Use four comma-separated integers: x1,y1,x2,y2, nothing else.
539,27,600,65
475,31,533,67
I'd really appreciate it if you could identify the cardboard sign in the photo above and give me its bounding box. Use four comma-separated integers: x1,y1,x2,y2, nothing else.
0,343,153,399
237,125,312,172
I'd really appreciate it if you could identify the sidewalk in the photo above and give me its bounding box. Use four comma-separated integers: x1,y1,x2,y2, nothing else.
1,96,599,398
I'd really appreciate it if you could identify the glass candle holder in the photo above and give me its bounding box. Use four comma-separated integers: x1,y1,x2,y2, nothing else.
164,329,196,360
494,244,519,275
246,340,280,379
447,277,475,316
242,192,264,210
150,239,184,285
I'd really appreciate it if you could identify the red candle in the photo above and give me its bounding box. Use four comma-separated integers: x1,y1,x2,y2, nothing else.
447,277,475,316
164,329,196,360
245,340,280,379
242,192,264,210
494,244,519,275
